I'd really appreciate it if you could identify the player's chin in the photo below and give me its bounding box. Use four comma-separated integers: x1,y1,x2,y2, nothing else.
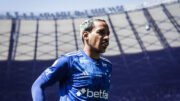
99,47,107,53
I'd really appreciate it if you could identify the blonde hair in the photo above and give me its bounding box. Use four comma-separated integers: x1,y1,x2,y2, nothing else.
80,18,106,43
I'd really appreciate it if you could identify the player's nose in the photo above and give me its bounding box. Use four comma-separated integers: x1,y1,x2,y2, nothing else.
104,34,109,41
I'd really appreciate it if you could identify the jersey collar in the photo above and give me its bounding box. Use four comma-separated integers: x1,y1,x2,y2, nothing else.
80,49,101,64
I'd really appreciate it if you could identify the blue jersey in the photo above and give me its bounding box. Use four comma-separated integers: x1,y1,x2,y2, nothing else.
32,50,112,101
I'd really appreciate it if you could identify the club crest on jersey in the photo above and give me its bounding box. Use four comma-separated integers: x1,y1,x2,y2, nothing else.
102,62,107,67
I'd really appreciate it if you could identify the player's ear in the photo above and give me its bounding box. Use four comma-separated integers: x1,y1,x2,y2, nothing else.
83,31,89,41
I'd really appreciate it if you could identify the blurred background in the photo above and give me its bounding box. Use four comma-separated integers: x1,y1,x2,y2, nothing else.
0,0,180,101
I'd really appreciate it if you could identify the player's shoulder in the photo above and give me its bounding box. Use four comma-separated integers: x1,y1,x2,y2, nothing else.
56,51,82,61
62,50,83,62
100,56,112,64
56,50,83,67
64,50,83,57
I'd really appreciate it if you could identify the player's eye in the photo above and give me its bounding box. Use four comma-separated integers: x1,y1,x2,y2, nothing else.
97,30,105,35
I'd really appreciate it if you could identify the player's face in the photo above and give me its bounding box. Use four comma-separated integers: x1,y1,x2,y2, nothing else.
88,21,110,53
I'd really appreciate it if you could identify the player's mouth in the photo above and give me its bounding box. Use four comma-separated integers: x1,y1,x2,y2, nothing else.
101,42,109,48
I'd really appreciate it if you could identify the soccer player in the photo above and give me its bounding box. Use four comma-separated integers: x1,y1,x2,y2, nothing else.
31,18,112,101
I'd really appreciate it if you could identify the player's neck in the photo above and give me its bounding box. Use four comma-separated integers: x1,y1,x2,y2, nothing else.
83,47,100,60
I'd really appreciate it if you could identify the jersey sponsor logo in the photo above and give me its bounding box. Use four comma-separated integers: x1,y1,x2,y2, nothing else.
76,88,108,99
76,88,86,96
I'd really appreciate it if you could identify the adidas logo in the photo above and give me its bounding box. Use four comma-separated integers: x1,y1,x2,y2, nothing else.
79,70,89,76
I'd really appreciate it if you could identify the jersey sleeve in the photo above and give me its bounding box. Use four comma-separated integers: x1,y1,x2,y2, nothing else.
31,55,70,101
44,55,70,83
